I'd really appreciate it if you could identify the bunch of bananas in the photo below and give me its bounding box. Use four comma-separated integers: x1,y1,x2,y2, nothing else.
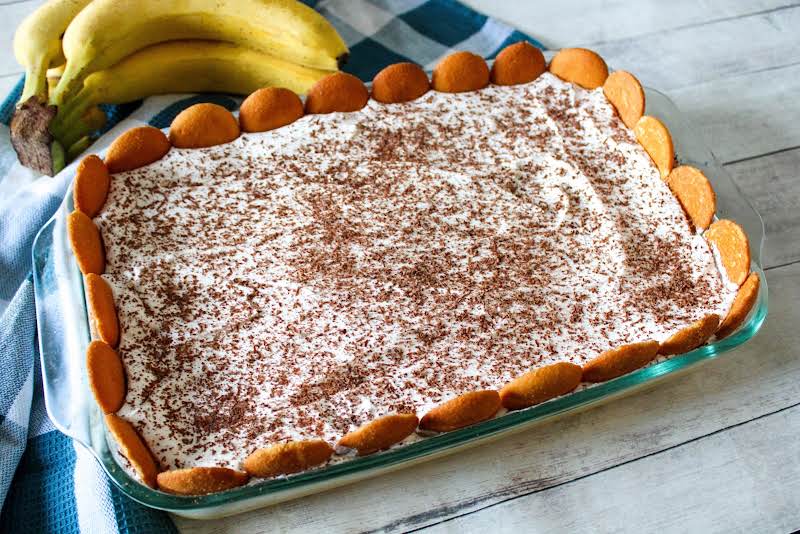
11,0,348,175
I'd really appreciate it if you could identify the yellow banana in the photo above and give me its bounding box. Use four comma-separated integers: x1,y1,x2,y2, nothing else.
51,0,347,105
13,0,92,103
47,64,66,78
66,135,91,161
52,40,333,146
47,63,66,100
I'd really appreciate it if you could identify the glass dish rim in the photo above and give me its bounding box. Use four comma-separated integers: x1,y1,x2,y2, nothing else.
31,85,769,513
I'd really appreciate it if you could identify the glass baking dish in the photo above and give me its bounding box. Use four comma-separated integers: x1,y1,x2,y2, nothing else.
32,87,768,519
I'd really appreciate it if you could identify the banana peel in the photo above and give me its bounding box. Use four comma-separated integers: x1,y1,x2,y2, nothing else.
10,96,64,175
66,135,91,161
51,0,348,105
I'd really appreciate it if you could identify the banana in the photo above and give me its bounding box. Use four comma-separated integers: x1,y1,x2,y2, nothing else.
51,0,348,105
13,0,92,104
47,63,66,100
66,135,91,161
52,40,333,146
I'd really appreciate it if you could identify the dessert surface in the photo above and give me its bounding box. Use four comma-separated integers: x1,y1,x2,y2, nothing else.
95,72,737,470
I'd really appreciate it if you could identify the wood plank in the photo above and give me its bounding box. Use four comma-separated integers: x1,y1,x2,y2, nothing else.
174,261,800,534
668,63,800,164
591,6,800,91
725,147,800,269
424,403,800,534
0,0,42,77
462,0,795,50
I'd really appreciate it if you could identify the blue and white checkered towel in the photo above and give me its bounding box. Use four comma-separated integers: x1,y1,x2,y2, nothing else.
0,1,539,532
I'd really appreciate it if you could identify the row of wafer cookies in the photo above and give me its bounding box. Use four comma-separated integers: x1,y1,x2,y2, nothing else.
67,42,760,495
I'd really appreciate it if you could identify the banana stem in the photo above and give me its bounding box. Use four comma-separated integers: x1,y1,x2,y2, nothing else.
56,105,101,149
49,61,83,106
51,140,65,175
59,119,95,150
20,55,50,104
66,136,91,162
50,89,94,140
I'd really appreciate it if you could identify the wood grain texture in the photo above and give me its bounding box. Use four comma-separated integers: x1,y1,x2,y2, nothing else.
460,0,794,49
591,6,800,91
174,263,800,533
725,147,800,269
669,63,800,164
425,405,800,534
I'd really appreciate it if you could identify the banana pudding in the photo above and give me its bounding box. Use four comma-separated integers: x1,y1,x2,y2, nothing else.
67,44,758,495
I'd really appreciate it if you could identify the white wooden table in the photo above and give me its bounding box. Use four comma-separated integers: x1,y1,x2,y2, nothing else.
3,1,799,532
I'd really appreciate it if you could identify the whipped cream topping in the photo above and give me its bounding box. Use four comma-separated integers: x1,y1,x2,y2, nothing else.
96,73,736,471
